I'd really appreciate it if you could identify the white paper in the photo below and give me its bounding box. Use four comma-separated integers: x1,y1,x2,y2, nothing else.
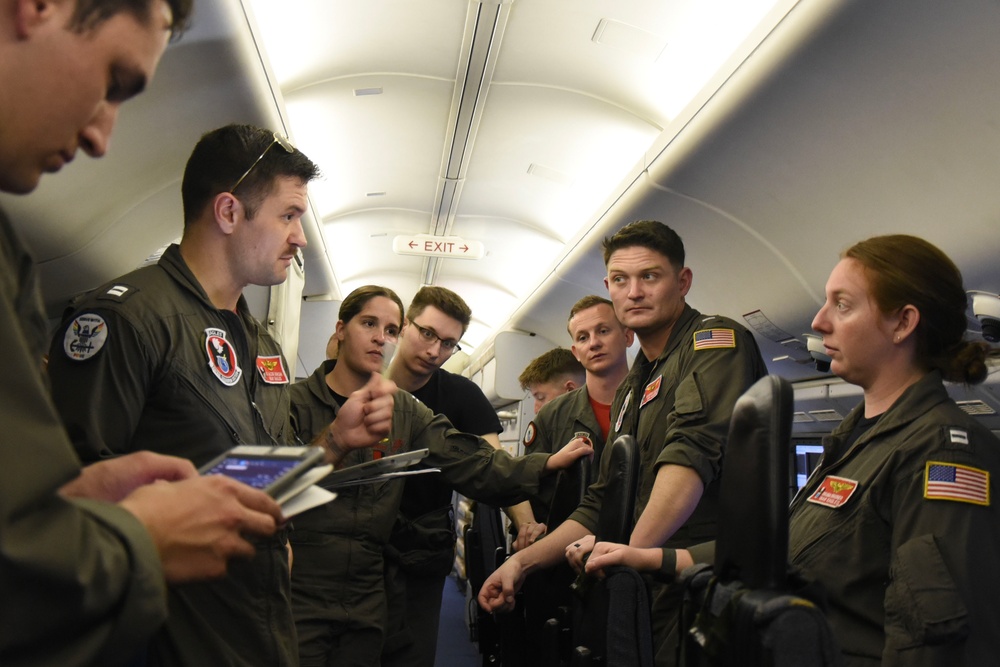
281,485,337,519
276,464,336,518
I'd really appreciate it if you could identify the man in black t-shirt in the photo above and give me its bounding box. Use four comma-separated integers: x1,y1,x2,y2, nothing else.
382,286,533,667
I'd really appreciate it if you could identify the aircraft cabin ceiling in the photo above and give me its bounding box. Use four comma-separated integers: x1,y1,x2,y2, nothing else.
2,0,998,383
245,0,790,359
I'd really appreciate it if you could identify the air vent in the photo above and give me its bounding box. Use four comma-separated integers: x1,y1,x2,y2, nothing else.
353,87,383,96
527,163,573,186
792,412,814,423
956,400,997,416
140,241,176,267
592,18,666,61
808,409,843,422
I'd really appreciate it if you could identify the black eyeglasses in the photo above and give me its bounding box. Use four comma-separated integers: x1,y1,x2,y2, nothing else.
229,131,295,193
410,320,462,353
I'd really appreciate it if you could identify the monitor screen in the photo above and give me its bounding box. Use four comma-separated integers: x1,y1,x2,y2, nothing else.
792,439,824,491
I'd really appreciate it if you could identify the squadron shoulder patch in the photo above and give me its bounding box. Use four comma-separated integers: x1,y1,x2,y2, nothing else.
693,328,735,351
806,475,859,509
924,461,989,506
256,355,289,384
63,313,108,361
523,422,537,447
204,328,242,387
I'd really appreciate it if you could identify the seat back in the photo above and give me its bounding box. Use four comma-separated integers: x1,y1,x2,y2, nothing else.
681,375,842,667
464,503,508,665
567,435,645,665
595,434,640,544
714,375,792,589
545,455,593,529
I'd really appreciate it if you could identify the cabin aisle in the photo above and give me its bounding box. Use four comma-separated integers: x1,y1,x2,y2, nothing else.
435,575,480,666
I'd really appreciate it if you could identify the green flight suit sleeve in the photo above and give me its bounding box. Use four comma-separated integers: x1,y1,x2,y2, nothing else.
47,307,156,462
409,402,549,506
0,233,167,666
654,326,765,488
881,439,1000,664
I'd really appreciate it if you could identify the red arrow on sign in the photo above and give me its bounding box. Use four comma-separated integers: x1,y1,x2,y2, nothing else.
408,241,417,249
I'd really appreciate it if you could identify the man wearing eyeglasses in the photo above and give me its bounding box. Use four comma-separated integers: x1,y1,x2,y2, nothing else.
288,285,592,667
381,286,535,667
46,124,397,667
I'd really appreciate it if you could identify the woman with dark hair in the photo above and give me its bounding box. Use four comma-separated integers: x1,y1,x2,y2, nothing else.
288,285,593,667
586,235,1000,664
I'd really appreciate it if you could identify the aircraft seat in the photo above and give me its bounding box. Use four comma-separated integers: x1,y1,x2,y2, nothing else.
562,435,652,666
679,375,842,667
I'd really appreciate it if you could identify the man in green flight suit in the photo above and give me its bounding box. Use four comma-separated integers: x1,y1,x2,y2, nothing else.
479,220,767,667
0,2,296,666
46,125,397,666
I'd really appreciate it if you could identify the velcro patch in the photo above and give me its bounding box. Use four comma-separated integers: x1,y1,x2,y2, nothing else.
924,461,989,506
615,390,632,433
63,313,108,361
204,328,241,387
693,328,735,351
640,375,662,409
256,355,289,384
948,427,969,445
523,422,537,447
96,283,139,303
806,475,859,509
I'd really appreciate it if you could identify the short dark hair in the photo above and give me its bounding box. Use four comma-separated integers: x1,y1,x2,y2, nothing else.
69,0,193,39
181,124,320,225
406,286,472,333
339,285,404,328
566,295,614,337
602,220,685,269
844,235,994,384
518,348,584,391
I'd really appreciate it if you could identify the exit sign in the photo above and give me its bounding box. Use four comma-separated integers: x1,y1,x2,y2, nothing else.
392,235,485,260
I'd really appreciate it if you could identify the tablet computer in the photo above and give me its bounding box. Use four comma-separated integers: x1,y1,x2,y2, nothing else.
319,448,430,489
200,445,326,498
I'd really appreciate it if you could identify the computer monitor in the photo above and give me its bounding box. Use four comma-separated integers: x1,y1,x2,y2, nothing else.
791,437,824,491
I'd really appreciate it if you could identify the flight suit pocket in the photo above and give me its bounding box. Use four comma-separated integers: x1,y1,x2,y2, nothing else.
674,373,704,416
884,534,968,652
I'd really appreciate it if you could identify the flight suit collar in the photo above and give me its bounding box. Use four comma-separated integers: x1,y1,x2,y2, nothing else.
157,243,254,320
825,371,949,465
305,358,341,413
647,303,701,366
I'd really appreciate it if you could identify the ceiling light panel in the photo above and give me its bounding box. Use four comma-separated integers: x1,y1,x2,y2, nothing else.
284,76,451,219
246,0,467,90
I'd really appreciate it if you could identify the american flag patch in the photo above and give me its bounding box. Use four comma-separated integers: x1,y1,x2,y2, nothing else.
693,328,735,350
924,461,989,506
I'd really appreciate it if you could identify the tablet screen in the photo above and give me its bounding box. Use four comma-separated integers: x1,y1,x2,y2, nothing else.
203,456,302,490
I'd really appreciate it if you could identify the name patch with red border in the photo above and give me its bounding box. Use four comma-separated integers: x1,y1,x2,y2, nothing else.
256,355,289,384
806,475,859,509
